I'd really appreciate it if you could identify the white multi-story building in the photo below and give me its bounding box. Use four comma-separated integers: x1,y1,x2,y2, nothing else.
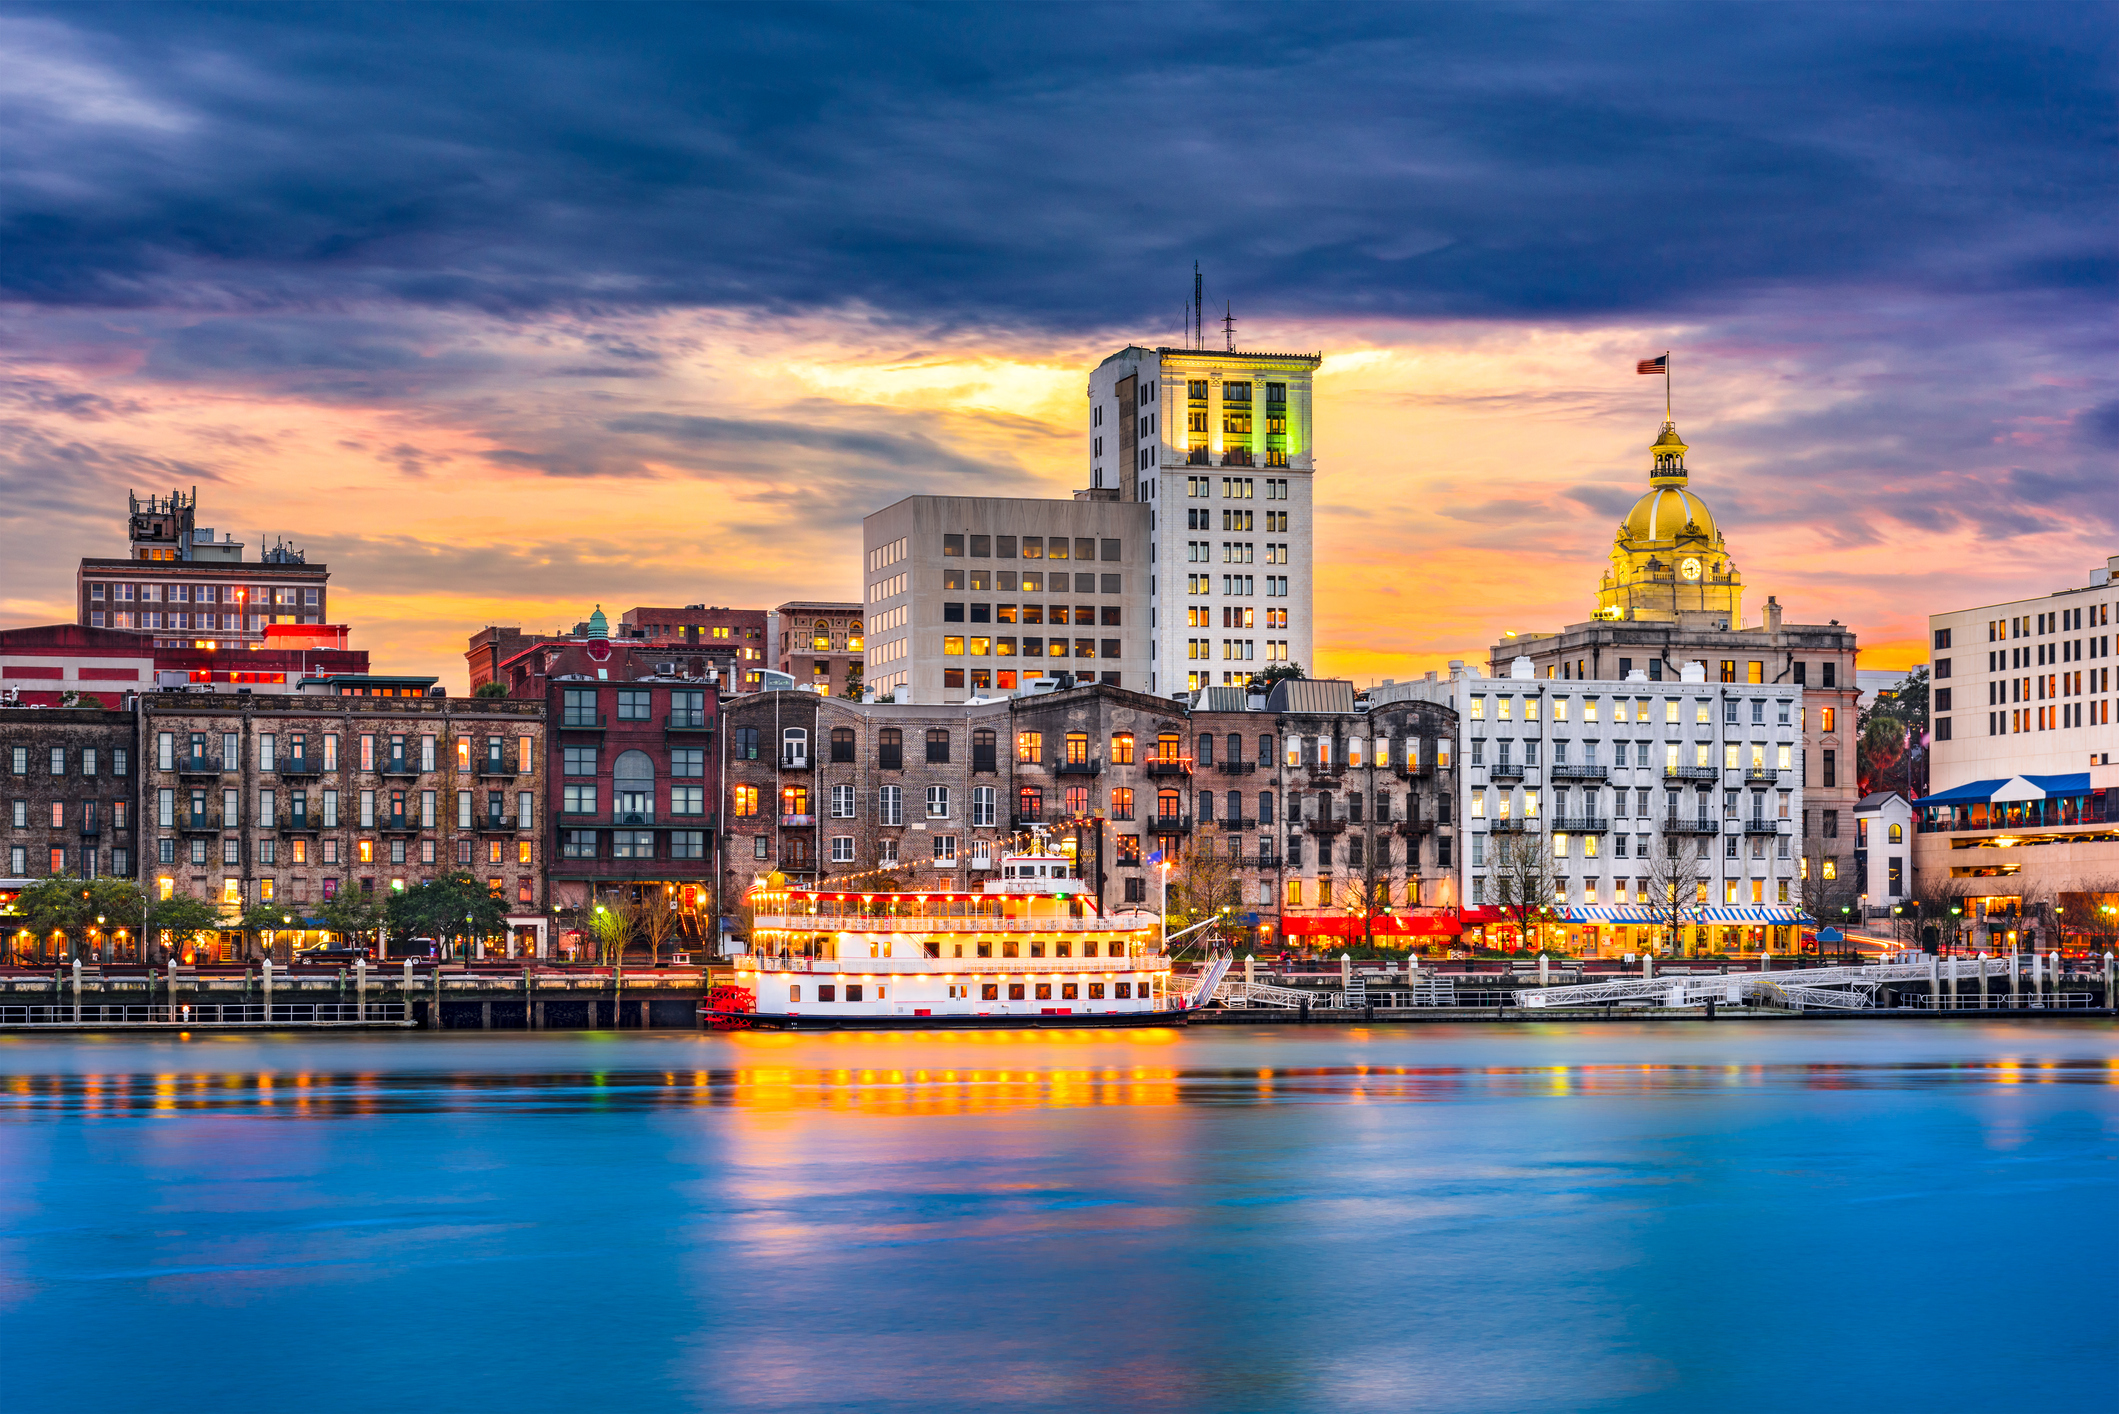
1086,343,1320,697
1915,554,2119,945
1456,656,1808,956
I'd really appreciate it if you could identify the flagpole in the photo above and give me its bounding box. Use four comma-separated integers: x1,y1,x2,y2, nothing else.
1665,350,1672,421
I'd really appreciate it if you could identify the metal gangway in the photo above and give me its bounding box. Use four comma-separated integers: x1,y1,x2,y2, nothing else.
1520,954,2064,1011
1211,974,1464,1010
1182,953,1235,1010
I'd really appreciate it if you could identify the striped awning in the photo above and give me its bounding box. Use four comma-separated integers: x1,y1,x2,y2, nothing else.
1564,906,1665,923
1695,907,1810,923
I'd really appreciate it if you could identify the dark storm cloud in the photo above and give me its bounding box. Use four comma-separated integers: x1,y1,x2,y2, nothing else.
2,2,2112,330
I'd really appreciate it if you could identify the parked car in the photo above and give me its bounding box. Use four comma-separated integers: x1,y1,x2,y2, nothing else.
293,944,372,965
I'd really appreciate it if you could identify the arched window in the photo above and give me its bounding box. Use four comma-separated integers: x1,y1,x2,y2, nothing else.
614,750,655,824
1888,823,1903,844
1156,789,1182,824
812,622,831,651
782,727,809,766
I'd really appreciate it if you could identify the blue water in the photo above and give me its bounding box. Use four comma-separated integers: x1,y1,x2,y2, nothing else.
2,1022,2115,1413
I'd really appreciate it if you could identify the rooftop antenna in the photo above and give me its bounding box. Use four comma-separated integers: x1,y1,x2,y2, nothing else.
1223,302,1236,353
1194,262,1203,349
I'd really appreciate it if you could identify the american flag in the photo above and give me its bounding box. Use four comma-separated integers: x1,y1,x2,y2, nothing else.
1637,355,1667,375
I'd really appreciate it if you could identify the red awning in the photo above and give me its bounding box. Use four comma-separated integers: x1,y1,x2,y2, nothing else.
1278,914,1464,938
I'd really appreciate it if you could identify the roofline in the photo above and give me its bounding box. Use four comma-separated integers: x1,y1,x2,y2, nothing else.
1153,347,1323,366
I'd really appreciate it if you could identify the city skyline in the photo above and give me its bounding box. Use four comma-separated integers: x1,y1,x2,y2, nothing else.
3,5,2112,687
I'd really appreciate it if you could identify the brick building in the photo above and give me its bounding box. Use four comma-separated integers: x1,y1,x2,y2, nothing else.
2,706,142,960
138,690,548,961
1,624,155,708
79,489,331,648
771,600,864,698
470,606,769,695
498,633,722,931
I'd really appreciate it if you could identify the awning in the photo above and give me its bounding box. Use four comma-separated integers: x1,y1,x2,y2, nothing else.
1695,907,1810,923
1915,773,2091,808
1278,914,1465,938
1565,906,1666,923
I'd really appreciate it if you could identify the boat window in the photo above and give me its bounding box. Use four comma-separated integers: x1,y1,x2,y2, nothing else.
977,941,993,958
1029,941,1044,958
1082,941,1099,957
1002,941,1020,958
1055,941,1072,958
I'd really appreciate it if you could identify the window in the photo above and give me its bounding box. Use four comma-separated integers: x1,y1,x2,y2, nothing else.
933,834,958,865
563,745,597,776
733,785,759,818
614,688,651,722
972,785,996,826
831,784,856,818
781,727,808,766
562,688,599,727
830,727,856,763
782,785,809,820
1017,786,1043,822
831,835,855,863
943,534,964,557
972,729,998,772
878,785,903,825
732,727,759,760
926,785,950,819
878,729,903,770
1110,732,1135,765
1016,731,1042,764
926,728,951,763
1111,786,1134,820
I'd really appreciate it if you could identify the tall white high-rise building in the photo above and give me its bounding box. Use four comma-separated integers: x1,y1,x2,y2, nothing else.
1086,342,1321,696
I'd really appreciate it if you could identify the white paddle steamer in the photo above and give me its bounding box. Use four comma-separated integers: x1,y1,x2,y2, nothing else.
703,851,1201,1029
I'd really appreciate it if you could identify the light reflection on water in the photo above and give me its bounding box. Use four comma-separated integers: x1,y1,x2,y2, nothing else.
3,1022,2117,1414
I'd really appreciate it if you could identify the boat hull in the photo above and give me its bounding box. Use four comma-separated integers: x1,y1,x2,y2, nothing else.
698,1005,1191,1032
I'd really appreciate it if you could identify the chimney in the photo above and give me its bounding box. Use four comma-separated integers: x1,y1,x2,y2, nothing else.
1764,595,1783,634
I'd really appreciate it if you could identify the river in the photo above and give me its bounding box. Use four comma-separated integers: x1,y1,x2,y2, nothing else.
2,1021,2115,1412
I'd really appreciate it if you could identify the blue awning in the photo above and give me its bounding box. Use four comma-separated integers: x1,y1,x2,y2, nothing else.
1915,778,2009,807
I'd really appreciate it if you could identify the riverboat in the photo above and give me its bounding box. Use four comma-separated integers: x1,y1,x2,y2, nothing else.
701,851,1204,1029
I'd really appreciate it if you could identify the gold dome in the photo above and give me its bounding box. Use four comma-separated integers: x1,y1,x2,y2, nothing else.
1621,485,1718,546
1593,419,1743,624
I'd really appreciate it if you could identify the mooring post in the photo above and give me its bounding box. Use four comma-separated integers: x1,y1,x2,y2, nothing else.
524,967,534,1030
1929,954,1939,1011
1539,955,1550,989
2009,949,2020,1009
168,956,179,1023
262,957,273,1022
2051,951,2063,1007
2107,952,2116,1011
431,962,441,1029
71,958,81,1024
1978,953,1989,1009
355,956,367,1023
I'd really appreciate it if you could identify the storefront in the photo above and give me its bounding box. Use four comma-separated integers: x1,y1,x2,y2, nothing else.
1559,905,1809,957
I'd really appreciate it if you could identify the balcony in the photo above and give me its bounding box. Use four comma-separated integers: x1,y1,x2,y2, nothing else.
1216,760,1256,775
1151,814,1192,834
1550,816,1610,833
379,758,421,778
1743,768,1783,784
1665,765,1718,783
1394,817,1437,837
615,808,657,826
1393,759,1436,778
1488,818,1534,833
1146,760,1190,777
779,813,814,827
780,753,811,771
279,814,320,835
1663,815,1720,834
1011,812,1046,828
1487,763,1525,782
665,711,712,732
1206,816,1257,831
279,756,324,778
1551,764,1609,782
177,812,222,834
477,813,523,833
177,755,222,779
1056,760,1102,776
1303,815,1347,835
379,814,420,834
477,755,517,777
560,713,608,732
1743,817,1791,835
1255,850,1281,869
78,818,101,838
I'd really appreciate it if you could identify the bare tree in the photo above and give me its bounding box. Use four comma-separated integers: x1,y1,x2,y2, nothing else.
2059,877,2119,956
629,888,684,968
1798,830,1863,950
1168,840,1241,953
1902,874,1975,954
1644,831,1706,957
1489,830,1558,952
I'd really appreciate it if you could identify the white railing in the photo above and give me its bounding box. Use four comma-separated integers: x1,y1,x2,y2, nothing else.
746,955,1168,975
752,914,1150,934
0,1002,411,1027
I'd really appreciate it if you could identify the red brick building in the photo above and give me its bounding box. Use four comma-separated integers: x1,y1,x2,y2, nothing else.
499,632,725,936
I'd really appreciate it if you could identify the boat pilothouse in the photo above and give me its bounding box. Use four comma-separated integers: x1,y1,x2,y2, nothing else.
705,850,1189,1029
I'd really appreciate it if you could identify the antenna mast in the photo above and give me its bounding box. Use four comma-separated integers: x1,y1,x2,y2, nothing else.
1194,262,1203,349
1223,303,1236,353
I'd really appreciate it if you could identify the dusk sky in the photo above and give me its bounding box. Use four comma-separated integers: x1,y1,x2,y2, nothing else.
2,3,2113,688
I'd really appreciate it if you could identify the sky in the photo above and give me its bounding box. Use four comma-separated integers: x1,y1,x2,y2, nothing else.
1,2,2114,690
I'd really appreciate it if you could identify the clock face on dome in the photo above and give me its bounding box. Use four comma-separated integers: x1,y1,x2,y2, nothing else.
1680,557,1703,581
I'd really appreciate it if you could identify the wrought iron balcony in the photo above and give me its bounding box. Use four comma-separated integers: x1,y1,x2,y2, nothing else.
559,713,607,731
1550,816,1610,833
1743,768,1783,784
379,758,421,778
1151,813,1193,834
1146,759,1190,777
477,754,518,776
1393,758,1436,778
278,756,324,777
477,812,523,832
177,811,222,834
1662,815,1720,834
665,711,712,732
1394,817,1437,837
1551,764,1609,782
1303,815,1347,835
177,755,222,779
1488,818,1534,834
1205,816,1257,830
1056,760,1102,775
278,813,320,835
1487,763,1526,781
1664,765,1718,782
1742,817,1791,835
1216,760,1257,775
